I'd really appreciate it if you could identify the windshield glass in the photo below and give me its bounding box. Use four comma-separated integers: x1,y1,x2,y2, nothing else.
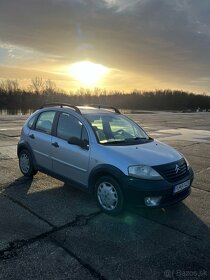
84,113,151,145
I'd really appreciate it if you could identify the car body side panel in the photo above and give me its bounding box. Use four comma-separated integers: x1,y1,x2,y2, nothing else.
51,136,90,187
28,130,53,170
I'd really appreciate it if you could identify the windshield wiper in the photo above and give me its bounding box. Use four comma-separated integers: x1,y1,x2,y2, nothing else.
125,137,147,141
101,137,151,145
102,140,126,145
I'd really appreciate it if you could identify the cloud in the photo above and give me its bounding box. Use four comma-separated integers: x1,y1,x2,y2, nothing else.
103,0,145,12
0,0,210,92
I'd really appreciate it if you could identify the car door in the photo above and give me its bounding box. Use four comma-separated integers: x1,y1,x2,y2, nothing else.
51,112,90,187
28,110,55,170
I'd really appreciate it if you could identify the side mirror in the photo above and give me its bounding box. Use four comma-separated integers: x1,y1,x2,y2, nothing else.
68,137,89,150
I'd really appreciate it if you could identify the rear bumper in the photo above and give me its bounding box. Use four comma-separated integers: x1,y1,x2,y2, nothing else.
121,167,194,207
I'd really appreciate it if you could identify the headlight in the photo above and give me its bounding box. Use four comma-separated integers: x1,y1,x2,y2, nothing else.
180,153,190,170
184,156,190,169
128,165,163,180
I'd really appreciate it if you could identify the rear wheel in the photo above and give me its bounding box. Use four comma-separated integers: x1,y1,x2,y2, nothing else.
95,176,124,215
19,149,37,177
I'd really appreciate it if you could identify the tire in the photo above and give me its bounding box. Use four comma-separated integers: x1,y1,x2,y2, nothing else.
95,176,124,215
19,149,37,177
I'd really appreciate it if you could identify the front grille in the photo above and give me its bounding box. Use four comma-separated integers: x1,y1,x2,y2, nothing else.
153,158,188,183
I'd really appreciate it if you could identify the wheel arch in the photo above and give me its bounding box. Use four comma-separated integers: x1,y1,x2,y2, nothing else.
17,141,38,169
88,164,125,193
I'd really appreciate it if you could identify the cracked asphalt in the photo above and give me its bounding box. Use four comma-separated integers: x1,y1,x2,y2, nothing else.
0,112,209,280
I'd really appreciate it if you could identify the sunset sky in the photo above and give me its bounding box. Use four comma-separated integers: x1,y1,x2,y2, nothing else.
0,0,210,94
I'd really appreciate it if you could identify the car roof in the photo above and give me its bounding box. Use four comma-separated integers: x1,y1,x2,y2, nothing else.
78,106,118,115
38,104,121,116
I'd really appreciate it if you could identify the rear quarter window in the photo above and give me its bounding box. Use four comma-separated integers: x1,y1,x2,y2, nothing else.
27,115,37,129
35,111,56,134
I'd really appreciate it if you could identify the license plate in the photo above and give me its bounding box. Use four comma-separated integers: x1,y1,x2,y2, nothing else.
173,179,191,194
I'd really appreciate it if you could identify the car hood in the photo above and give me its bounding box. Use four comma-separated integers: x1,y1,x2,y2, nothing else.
101,140,182,167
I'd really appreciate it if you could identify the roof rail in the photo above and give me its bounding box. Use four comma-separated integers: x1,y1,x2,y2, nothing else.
84,104,121,114
39,103,81,114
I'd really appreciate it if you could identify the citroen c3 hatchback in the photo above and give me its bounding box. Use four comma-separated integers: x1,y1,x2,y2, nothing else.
18,104,194,215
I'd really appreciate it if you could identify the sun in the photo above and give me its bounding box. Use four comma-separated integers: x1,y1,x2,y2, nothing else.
69,61,109,86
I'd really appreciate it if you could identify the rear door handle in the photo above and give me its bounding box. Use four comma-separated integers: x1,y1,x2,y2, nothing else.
29,134,35,139
52,142,59,148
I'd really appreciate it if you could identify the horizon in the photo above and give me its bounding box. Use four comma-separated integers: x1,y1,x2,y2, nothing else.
1,1,210,94
1,77,210,96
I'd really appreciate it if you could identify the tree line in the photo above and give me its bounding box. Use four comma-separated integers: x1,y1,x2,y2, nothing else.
0,78,210,112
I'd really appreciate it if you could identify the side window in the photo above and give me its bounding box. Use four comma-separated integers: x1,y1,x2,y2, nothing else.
28,115,37,129
35,111,55,134
57,113,83,141
81,126,89,142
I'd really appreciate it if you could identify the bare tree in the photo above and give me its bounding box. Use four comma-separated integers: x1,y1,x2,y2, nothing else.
44,79,57,95
0,79,20,93
30,77,45,94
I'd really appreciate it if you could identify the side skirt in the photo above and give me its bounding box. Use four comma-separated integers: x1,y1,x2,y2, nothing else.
37,165,91,193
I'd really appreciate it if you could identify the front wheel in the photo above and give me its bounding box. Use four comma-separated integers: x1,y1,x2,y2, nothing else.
95,176,124,215
19,149,37,177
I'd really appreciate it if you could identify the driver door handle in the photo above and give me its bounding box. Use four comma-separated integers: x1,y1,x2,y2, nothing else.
29,134,35,139
52,142,59,148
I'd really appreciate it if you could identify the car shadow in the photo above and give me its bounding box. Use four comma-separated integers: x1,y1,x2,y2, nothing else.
4,176,33,194
3,174,209,239
2,175,98,228
1,175,210,280
125,199,210,241
2,175,210,242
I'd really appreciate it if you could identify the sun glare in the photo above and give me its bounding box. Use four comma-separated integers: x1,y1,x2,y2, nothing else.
69,61,109,86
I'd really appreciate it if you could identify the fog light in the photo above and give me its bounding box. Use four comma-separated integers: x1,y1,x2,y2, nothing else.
144,196,162,206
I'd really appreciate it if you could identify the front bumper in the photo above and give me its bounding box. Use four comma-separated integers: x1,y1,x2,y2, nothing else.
121,167,194,207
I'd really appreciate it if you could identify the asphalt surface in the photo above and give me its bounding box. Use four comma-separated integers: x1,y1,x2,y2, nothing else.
0,112,209,280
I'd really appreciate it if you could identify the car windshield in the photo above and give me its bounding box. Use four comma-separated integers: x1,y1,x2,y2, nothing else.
84,113,151,145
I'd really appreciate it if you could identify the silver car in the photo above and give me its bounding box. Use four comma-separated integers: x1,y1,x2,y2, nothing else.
18,104,194,215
